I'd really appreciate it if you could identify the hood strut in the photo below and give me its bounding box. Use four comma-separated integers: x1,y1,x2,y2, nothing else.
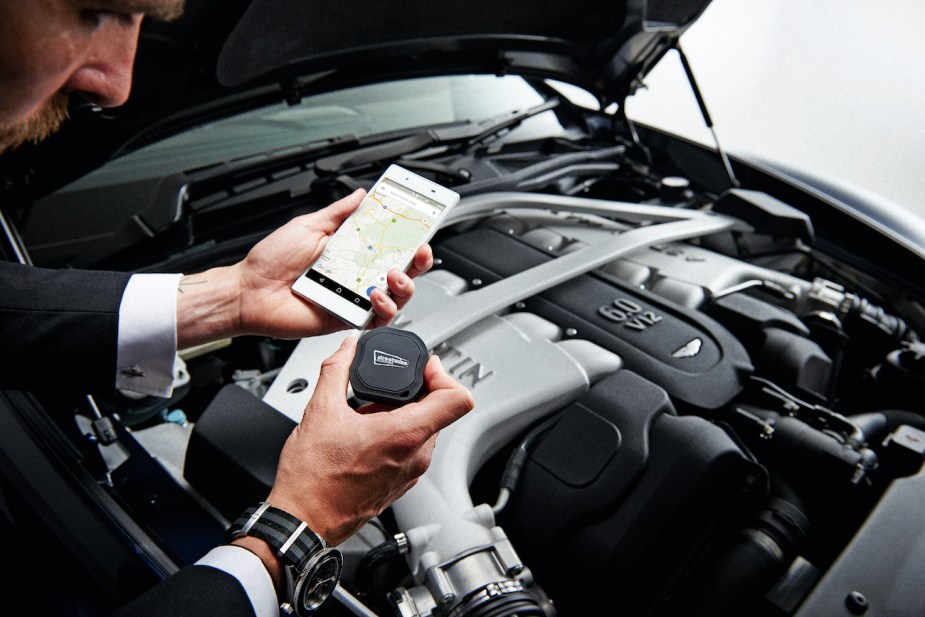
675,43,740,188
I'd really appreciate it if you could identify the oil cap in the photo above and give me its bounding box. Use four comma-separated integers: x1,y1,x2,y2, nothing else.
349,327,429,406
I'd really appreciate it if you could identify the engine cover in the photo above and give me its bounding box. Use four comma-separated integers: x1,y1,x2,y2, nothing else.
435,228,753,409
501,370,767,615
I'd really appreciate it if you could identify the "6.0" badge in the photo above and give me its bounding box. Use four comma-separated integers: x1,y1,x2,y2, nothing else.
598,297,664,331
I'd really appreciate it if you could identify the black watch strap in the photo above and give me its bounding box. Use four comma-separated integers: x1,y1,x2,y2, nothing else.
228,502,329,566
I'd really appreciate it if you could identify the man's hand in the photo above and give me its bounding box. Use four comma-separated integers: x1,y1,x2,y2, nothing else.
266,336,475,544
175,189,434,348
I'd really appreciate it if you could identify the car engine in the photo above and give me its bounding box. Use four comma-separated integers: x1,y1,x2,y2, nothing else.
56,138,925,616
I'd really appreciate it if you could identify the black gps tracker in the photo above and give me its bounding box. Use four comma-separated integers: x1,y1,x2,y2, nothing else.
349,327,429,406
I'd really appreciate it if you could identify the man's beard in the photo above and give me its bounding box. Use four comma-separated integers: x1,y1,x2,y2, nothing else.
0,92,69,155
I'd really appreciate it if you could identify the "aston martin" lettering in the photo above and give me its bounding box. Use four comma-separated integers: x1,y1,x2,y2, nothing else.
433,342,495,388
386,315,494,386
598,297,663,331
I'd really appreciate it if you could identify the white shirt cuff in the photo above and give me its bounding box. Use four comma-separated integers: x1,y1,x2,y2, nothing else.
116,273,182,397
195,545,279,617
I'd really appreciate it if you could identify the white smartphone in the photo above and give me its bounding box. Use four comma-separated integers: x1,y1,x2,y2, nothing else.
292,164,460,329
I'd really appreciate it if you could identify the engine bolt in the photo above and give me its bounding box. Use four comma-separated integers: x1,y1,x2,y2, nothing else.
438,593,455,606
845,591,869,614
565,328,578,337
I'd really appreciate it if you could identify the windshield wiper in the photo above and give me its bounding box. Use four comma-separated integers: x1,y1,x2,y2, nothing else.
313,98,560,175
68,99,561,268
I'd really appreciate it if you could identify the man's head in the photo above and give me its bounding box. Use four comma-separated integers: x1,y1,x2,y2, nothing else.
0,0,184,154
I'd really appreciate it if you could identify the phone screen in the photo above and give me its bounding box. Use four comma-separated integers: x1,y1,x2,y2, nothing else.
302,177,449,311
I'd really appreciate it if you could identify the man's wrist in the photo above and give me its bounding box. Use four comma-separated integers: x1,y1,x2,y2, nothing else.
230,535,287,601
228,500,344,615
175,264,243,348
266,492,340,546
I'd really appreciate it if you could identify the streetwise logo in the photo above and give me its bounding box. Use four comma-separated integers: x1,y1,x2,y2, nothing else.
373,350,409,368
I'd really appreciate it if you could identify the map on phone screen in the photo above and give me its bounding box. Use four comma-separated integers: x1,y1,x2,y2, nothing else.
311,178,447,299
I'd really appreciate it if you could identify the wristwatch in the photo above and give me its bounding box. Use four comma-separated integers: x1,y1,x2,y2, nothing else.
228,502,343,615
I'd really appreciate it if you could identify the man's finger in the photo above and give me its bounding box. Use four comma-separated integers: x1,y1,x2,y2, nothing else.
384,270,414,310
389,356,475,436
309,335,358,412
308,189,366,235
407,244,434,280
369,287,398,320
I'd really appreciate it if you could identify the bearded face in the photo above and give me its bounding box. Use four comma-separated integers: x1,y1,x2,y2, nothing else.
0,92,70,154
0,0,184,156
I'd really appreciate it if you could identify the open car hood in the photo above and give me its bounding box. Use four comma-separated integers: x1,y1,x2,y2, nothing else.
0,0,711,200
214,0,709,97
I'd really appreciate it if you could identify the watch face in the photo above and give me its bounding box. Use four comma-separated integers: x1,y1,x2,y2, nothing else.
294,548,343,615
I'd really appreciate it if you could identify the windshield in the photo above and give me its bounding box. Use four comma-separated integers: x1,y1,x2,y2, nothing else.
68,75,552,191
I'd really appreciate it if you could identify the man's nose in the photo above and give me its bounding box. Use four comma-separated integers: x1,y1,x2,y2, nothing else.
64,17,143,108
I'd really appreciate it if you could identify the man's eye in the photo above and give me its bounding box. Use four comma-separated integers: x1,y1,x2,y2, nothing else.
80,9,113,28
80,9,134,28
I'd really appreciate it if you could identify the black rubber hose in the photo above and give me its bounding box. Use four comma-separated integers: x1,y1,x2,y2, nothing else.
353,539,402,595
671,493,810,617
851,410,925,443
499,413,562,494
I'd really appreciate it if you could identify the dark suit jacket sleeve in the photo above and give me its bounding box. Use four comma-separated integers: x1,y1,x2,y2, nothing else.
0,261,132,392
110,565,258,617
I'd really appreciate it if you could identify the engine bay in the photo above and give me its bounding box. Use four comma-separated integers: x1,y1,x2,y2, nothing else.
37,133,925,616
